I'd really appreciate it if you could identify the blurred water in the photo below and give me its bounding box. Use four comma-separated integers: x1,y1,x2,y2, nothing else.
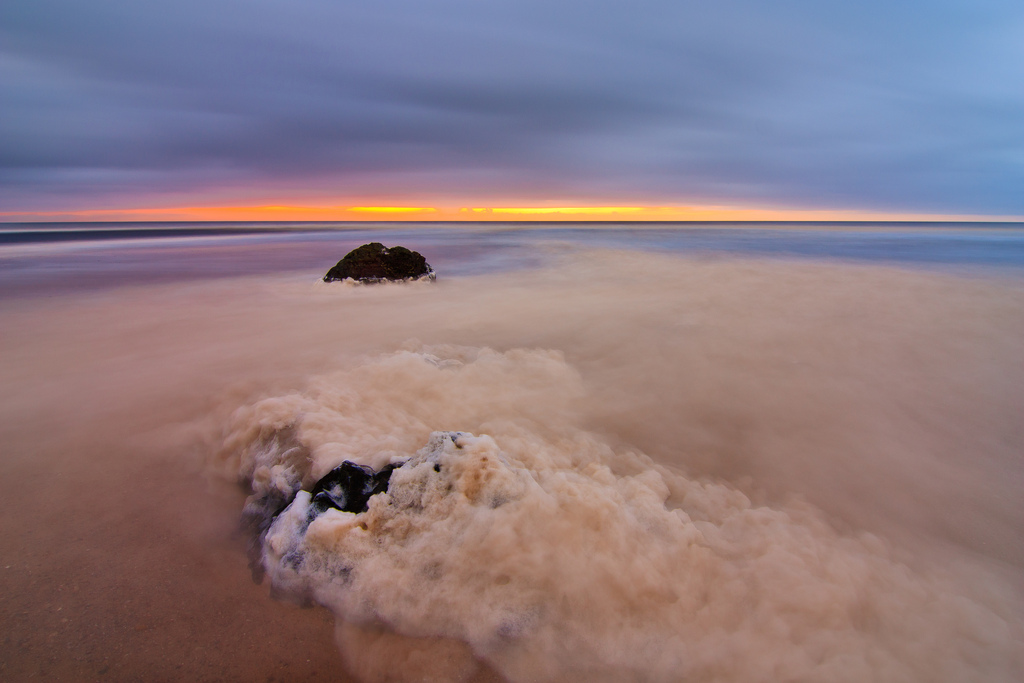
2,221,1023,296
3,223,1023,681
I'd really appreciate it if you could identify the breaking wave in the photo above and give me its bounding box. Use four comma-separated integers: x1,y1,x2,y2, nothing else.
215,344,1024,683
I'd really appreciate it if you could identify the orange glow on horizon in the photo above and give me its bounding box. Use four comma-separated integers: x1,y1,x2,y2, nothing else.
350,207,437,213
1,203,1019,223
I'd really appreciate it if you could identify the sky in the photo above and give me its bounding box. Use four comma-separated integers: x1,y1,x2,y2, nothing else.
2,0,1023,221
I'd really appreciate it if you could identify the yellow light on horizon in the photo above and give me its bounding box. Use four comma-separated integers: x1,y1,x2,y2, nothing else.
485,206,650,215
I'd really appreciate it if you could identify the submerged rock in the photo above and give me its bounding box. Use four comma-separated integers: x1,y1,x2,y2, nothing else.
308,460,400,516
238,428,310,583
324,242,435,283
240,440,398,582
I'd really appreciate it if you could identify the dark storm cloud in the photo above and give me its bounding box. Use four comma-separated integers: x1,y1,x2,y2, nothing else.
2,0,1022,213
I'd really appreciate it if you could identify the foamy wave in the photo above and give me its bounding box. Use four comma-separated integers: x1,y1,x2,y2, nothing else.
216,346,1023,683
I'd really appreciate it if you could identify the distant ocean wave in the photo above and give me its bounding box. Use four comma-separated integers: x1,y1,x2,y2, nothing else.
2,222,1024,298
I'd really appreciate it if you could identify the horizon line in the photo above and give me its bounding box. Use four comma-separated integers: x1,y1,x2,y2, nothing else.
3,203,1023,224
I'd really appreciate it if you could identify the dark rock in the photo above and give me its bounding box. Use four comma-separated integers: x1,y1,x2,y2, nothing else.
308,461,401,516
324,242,435,283
244,459,400,585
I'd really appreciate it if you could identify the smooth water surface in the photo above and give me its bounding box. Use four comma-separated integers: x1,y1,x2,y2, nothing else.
2,221,1023,296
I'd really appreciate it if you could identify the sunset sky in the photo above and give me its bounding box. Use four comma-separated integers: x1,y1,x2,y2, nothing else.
2,0,1023,222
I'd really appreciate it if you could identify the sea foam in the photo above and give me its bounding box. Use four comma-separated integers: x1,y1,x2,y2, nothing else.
218,345,1023,683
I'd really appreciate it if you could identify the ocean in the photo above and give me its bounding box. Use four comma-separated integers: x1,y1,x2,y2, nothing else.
2,222,1023,682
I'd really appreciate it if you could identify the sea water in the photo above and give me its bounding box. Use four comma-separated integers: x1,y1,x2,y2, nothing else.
1,222,1023,681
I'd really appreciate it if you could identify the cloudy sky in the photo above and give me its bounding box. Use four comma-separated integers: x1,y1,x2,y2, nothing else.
2,0,1023,219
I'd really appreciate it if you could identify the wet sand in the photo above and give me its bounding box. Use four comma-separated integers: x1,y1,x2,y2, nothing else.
0,286,349,681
